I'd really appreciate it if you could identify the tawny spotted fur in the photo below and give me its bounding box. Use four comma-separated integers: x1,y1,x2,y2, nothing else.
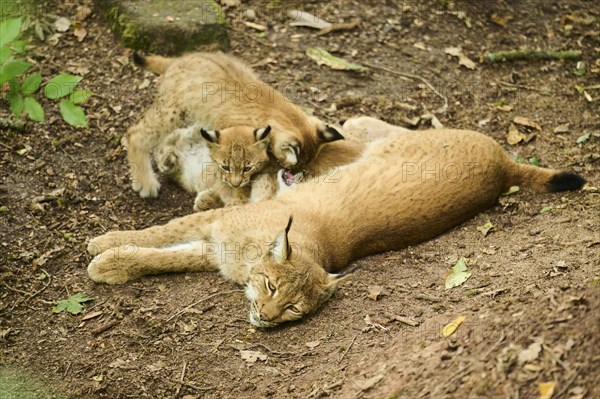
88,117,586,327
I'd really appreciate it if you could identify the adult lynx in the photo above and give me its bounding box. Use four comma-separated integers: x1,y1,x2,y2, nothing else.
88,118,586,327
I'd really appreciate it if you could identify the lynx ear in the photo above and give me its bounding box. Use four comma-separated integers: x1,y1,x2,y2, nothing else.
317,125,344,143
281,142,299,166
254,125,271,142
270,216,293,264
200,128,220,144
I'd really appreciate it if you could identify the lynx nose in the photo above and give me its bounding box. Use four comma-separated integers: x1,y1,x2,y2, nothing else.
230,174,242,187
259,312,271,322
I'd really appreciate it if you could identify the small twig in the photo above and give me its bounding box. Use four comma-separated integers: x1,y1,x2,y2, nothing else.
0,141,13,150
175,361,187,397
485,49,582,63
9,270,52,311
362,61,449,113
499,81,542,92
338,334,358,364
168,379,213,392
230,26,275,48
166,289,243,322
414,293,442,303
91,319,120,335
554,370,580,399
317,19,361,36
248,343,295,357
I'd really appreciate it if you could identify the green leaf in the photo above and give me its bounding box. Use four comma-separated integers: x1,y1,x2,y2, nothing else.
24,97,45,122
69,89,94,104
540,206,554,214
59,100,87,127
0,46,11,65
8,78,20,93
445,258,472,289
0,60,31,84
529,156,539,166
7,92,23,116
476,221,494,236
0,18,22,47
576,133,590,144
10,40,26,54
22,72,42,94
306,47,367,71
44,74,82,99
502,185,520,196
52,293,93,314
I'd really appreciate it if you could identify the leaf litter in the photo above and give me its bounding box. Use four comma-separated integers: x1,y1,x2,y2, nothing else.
445,258,472,289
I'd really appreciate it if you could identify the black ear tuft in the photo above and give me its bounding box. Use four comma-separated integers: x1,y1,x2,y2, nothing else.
548,172,586,192
254,125,272,142
132,52,147,67
285,215,293,235
200,128,220,144
318,125,345,143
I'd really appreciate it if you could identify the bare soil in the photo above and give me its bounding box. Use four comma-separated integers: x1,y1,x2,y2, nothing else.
1,1,599,398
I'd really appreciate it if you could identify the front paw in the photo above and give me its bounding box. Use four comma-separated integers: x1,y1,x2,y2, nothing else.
132,176,161,198
88,233,122,256
87,250,132,284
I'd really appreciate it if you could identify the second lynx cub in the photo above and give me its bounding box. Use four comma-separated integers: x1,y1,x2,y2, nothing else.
155,124,276,212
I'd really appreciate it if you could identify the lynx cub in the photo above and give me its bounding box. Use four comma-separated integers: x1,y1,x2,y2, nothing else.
127,52,343,198
155,124,276,211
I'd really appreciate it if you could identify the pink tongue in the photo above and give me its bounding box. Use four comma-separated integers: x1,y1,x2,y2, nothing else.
283,170,295,186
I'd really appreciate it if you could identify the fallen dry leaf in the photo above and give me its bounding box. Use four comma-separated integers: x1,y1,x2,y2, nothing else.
518,341,542,363
554,123,570,134
55,17,71,32
288,10,332,29
514,116,542,131
538,381,557,399
305,340,321,349
507,124,527,145
441,315,466,337
490,14,513,27
81,311,103,321
444,47,477,70
240,350,267,363
74,27,87,42
368,285,383,301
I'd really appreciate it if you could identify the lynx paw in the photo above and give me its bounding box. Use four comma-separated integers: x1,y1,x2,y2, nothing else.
87,251,132,284
132,176,161,198
88,234,122,256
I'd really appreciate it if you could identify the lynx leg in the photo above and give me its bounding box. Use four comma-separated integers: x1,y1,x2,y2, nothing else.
194,190,224,212
88,212,219,255
126,104,182,198
88,242,219,284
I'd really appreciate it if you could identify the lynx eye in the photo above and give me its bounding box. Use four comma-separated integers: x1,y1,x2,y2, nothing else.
265,278,276,294
287,305,300,314
220,164,230,172
243,165,253,173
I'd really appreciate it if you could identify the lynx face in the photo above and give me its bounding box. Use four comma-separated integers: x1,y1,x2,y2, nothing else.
201,126,272,188
244,218,340,328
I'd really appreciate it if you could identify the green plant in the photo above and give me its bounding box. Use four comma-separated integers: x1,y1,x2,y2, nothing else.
1,17,93,127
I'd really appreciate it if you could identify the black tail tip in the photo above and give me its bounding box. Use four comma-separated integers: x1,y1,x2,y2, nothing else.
132,52,146,67
548,172,587,192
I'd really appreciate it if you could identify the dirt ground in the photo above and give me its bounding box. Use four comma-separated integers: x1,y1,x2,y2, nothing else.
1,0,599,398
